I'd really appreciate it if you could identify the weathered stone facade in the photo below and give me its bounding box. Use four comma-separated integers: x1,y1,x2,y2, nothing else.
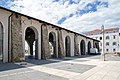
74,34,79,56
0,7,100,62
11,13,24,62
57,29,65,58
41,24,51,59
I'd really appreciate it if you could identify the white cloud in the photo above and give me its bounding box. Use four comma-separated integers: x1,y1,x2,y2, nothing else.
10,0,80,23
9,0,120,33
61,0,120,33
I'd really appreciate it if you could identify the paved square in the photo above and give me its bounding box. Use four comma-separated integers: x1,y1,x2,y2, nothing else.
0,54,120,80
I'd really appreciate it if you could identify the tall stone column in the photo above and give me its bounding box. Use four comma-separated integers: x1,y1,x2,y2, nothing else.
41,24,50,59
11,13,24,62
35,39,38,59
57,29,65,58
30,44,33,55
74,34,79,56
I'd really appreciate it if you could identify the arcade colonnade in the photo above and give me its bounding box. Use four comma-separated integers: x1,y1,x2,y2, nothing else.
0,7,99,62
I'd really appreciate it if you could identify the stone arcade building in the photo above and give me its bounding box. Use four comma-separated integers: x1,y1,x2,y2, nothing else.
0,7,99,62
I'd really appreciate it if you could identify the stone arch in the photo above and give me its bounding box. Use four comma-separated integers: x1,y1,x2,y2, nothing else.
0,22,3,61
65,36,71,57
87,41,91,54
80,40,86,55
49,32,57,58
25,26,38,59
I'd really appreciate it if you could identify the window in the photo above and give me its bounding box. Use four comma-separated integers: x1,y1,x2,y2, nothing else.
113,49,116,52
106,32,108,33
113,42,117,46
106,36,109,40
100,37,102,40
106,49,109,52
106,42,109,46
113,35,116,39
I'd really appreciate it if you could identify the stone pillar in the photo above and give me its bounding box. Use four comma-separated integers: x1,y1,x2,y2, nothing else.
41,24,51,59
30,44,33,55
28,45,30,55
57,29,65,58
35,39,38,59
11,13,24,62
74,34,79,56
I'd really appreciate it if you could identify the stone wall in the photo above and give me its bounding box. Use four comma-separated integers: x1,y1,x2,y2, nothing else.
74,34,79,56
41,24,51,59
11,13,24,62
57,29,65,58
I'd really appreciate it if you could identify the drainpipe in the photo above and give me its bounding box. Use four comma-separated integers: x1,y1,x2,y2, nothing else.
8,12,13,62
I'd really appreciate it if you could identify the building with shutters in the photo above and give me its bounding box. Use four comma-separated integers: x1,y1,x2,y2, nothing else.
84,27,120,54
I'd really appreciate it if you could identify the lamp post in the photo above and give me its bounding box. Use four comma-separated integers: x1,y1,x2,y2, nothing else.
101,25,105,61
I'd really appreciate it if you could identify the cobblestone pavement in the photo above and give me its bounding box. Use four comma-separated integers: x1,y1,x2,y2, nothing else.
0,54,120,80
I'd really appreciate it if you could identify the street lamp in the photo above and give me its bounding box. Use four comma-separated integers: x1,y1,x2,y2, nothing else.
101,25,105,61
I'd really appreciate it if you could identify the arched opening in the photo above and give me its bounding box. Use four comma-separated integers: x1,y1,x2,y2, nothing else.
65,36,71,57
49,32,56,58
95,42,99,52
80,40,86,55
25,27,38,60
87,41,91,54
0,22,3,61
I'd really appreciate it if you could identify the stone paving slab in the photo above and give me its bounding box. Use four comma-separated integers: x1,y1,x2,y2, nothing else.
28,66,80,78
70,63,106,80
0,68,68,80
40,59,96,73
72,59,89,62
24,71,68,80
0,68,34,76
70,61,120,80
41,62,71,68
51,63,96,73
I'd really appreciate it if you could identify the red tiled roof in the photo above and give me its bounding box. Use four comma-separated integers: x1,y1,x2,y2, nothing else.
84,27,119,34
104,27,119,31
85,29,102,34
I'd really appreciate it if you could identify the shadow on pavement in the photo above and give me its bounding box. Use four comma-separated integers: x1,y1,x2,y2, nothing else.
0,62,24,72
24,58,60,67
0,58,60,72
54,54,100,61
0,55,100,72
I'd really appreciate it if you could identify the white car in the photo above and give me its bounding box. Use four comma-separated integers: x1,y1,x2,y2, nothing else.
90,48,99,54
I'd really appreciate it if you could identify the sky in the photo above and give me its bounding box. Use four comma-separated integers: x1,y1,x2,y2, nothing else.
0,0,120,33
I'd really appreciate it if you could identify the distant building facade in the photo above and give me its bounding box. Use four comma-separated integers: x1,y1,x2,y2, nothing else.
84,27,120,53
